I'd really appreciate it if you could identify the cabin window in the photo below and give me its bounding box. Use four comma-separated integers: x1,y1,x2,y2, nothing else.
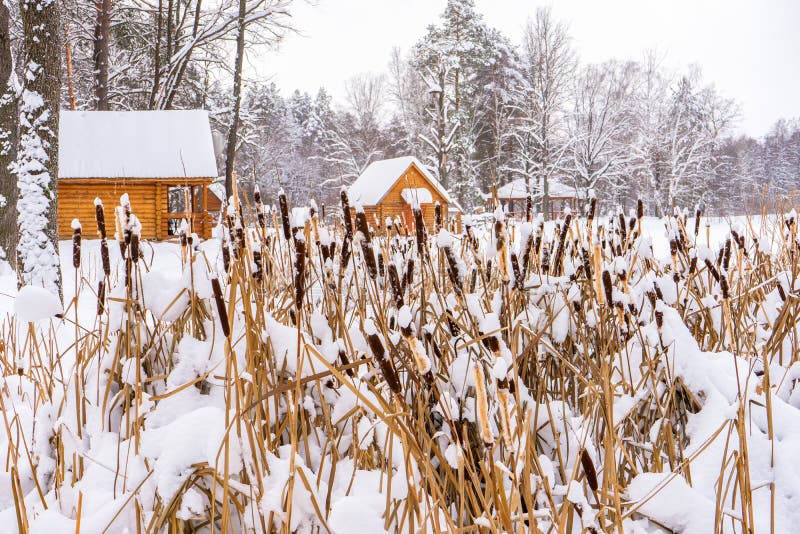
166,185,204,236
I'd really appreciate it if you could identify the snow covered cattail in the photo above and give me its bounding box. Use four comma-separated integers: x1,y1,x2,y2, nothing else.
364,319,401,396
551,213,572,275
278,189,291,242
120,193,131,217
688,253,698,275
495,215,509,282
398,306,432,378
341,188,353,238
340,233,352,271
211,277,230,338
377,251,385,279
96,279,105,316
95,201,111,277
510,252,523,289
355,206,378,280
413,208,426,257
94,198,106,238
704,257,721,283
540,242,550,274
294,228,307,308
473,363,494,446
221,236,231,273
592,244,604,304
525,193,533,222
71,219,81,269
438,231,464,296
114,205,126,257
128,215,141,264
653,281,664,302
434,202,442,233
254,185,266,231
496,387,513,450
402,257,414,294
388,263,404,308
252,242,263,282
603,269,614,307
694,207,702,237
723,238,732,271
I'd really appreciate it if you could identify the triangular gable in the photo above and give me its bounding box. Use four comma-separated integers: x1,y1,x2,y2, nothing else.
348,156,459,210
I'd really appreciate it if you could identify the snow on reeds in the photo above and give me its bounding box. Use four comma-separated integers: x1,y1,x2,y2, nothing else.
0,194,797,532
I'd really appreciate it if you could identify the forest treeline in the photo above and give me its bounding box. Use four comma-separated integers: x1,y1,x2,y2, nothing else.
1,0,798,224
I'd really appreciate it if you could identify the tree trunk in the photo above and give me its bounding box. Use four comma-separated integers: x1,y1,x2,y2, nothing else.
93,0,111,110
224,0,246,199
0,4,18,269
18,0,62,296
148,0,162,109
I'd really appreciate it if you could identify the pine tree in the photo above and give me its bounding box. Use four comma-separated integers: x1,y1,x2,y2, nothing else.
411,0,510,207
17,0,63,295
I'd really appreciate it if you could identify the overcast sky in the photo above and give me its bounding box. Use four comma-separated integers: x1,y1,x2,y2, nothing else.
255,0,800,137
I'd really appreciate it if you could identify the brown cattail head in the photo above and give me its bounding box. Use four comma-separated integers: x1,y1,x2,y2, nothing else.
602,269,614,308
96,279,106,316
94,197,106,239
341,188,353,238
526,194,533,222
129,215,142,264
294,228,307,308
71,219,81,269
414,208,426,257
355,207,378,280
580,449,599,491
364,319,402,396
211,277,230,338
721,275,730,300
278,189,291,241
694,207,702,237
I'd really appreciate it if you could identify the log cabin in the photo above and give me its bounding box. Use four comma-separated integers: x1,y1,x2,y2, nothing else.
347,156,462,233
57,110,219,239
484,177,579,220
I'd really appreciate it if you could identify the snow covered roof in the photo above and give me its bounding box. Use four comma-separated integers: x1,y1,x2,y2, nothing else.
208,181,226,202
400,188,433,206
495,178,530,199
59,110,218,179
485,178,577,200
347,156,457,208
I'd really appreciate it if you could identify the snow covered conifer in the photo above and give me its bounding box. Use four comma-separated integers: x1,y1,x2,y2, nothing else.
16,0,62,296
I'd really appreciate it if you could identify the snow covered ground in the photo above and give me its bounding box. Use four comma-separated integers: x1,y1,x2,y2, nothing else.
0,210,796,532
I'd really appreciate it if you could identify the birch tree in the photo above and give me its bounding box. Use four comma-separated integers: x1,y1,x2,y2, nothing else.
513,7,575,218
567,61,639,205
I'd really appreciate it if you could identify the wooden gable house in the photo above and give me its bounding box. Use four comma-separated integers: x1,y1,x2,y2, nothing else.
347,156,461,232
58,110,219,240
484,177,579,220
